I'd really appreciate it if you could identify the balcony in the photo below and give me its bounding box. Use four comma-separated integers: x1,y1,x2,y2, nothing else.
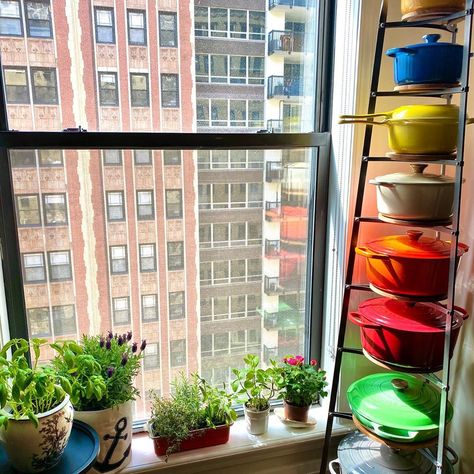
266,118,302,133
265,240,281,258
259,302,303,331
268,30,304,56
263,345,279,365
269,0,308,9
265,161,282,182
265,201,281,221
264,275,281,295
267,76,303,99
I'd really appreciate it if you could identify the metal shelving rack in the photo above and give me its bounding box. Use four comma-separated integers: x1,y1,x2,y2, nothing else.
319,1,473,473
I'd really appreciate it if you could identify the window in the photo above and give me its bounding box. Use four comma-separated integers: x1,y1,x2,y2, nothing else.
249,57,264,84
139,244,156,272
249,11,265,40
127,10,146,45
10,150,36,167
48,251,72,281
52,305,76,336
30,68,58,104
95,7,114,44
113,297,130,324
43,194,68,225
28,308,50,337
210,55,227,83
103,149,122,165
230,56,245,84
159,12,177,47
23,253,46,283
106,191,125,222
195,55,208,83
163,150,181,165
137,190,154,220
161,74,179,108
110,245,128,274
134,150,151,165
170,339,186,367
144,343,160,370
99,72,118,106
16,195,41,226
165,189,182,219
4,67,29,103
39,150,63,166
167,241,183,270
169,291,185,320
0,0,22,36
130,73,149,107
210,8,227,37
142,294,158,321
25,1,52,38
194,7,208,37
230,10,246,39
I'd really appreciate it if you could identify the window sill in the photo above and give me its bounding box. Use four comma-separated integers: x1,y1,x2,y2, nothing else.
124,407,352,474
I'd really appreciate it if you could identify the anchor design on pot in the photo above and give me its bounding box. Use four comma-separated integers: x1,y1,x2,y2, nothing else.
95,417,131,473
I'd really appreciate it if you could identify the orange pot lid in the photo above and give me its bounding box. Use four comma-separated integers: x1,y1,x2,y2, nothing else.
365,230,469,259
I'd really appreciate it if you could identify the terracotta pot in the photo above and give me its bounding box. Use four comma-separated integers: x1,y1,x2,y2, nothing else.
401,0,465,21
74,401,132,474
0,395,73,473
283,401,310,422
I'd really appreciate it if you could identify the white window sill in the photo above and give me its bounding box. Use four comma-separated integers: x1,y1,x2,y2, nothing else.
124,407,352,474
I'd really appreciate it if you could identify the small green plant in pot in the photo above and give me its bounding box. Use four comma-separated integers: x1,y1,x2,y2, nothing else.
147,373,236,459
278,355,328,423
231,354,280,435
0,338,73,473
52,332,145,474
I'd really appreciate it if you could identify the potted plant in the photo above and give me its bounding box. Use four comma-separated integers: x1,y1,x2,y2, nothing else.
52,332,145,474
147,373,236,458
278,355,328,423
231,354,280,435
0,338,73,473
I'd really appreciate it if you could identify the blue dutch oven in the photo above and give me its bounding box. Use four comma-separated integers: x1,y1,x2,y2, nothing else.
386,34,463,86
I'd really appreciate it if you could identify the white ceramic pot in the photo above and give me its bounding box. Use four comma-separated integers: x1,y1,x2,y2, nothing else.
369,164,454,221
74,401,132,474
244,404,269,435
0,394,73,473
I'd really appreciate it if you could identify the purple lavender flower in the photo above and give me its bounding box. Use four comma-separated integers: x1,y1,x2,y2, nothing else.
132,342,138,353
105,339,112,350
106,367,115,378
107,331,113,340
121,353,129,366
127,331,133,341
99,337,105,348
140,340,147,352
118,335,124,346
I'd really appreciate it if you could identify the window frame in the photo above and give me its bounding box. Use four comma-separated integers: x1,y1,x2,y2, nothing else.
139,243,156,273
141,294,158,322
158,11,177,47
0,0,23,37
24,0,53,39
15,194,41,227
94,6,115,44
160,73,179,108
3,66,29,104
47,250,72,282
22,252,46,284
30,67,58,105
109,245,128,275
127,9,146,46
52,304,76,336
98,71,119,107
106,190,125,222
130,72,149,107
42,193,68,226
136,190,154,220
112,296,130,325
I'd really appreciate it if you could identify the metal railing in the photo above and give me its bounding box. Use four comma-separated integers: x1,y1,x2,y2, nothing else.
269,0,307,9
265,161,283,182
264,275,280,295
267,76,303,99
268,30,304,55
265,201,281,221
265,239,281,257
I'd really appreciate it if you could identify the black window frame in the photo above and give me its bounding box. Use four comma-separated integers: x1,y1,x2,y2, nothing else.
112,296,130,325
130,72,149,107
42,193,68,226
52,304,76,336
144,342,160,370
160,73,179,108
106,190,125,222
163,150,181,165
127,9,146,46
24,0,53,39
165,189,182,219
27,307,51,337
136,189,154,220
103,149,122,166
141,294,158,322
0,0,23,37
169,291,185,320
158,11,177,47
98,71,119,106
3,66,29,104
170,338,186,367
22,252,46,284
109,245,128,275
94,6,115,44
47,250,72,282
30,67,58,105
167,241,184,271
16,193,41,227
139,243,156,273
134,149,152,165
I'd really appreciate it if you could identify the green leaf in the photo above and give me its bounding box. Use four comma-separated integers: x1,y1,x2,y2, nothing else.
27,411,39,428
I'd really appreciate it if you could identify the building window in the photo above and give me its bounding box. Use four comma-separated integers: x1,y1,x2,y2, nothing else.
170,339,186,367
110,245,128,274
28,308,50,337
142,294,158,321
0,0,22,36
194,6,208,37
16,195,41,226
137,190,154,220
25,1,52,38
52,305,76,336
98,72,118,106
39,150,63,166
139,244,156,272
169,291,185,320
106,191,125,222
210,8,227,37
249,11,265,40
161,74,179,108
195,55,209,83
163,150,181,165
165,189,182,219
127,9,146,45
167,241,183,271
10,150,36,167
210,55,227,83
3,67,29,103
130,73,149,107
103,149,122,165
159,12,177,47
230,10,246,39
48,250,72,281
23,253,46,283
95,7,114,44
144,342,160,370
30,67,58,104
43,193,68,225
134,149,151,165
113,297,130,325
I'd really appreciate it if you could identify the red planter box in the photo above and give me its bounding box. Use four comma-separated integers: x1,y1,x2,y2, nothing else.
151,424,231,456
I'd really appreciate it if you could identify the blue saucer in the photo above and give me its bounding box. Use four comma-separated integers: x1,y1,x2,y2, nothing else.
0,420,99,474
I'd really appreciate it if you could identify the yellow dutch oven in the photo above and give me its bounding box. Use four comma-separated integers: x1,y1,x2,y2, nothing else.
401,0,465,21
339,104,473,155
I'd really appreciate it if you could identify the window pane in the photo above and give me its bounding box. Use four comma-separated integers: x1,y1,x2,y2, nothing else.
26,1,52,38
230,10,246,38
211,55,227,83
43,194,68,225
0,0,22,36
131,73,149,107
142,294,158,321
52,305,76,336
99,72,118,106
31,68,57,104
249,11,265,40
165,189,182,219
163,150,181,165
4,68,28,103
210,8,227,37
161,74,179,108
16,195,41,226
95,8,114,43
159,12,177,47
128,10,146,45
194,7,208,36
28,308,50,337
134,149,152,165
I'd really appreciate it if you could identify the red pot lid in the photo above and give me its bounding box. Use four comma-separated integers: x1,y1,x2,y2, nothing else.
357,297,465,332
365,230,469,259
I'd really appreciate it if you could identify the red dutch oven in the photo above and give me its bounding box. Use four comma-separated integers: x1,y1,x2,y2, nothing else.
349,297,469,370
355,230,469,298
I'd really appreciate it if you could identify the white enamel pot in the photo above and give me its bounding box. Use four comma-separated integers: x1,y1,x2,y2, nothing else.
369,163,454,221
244,404,269,435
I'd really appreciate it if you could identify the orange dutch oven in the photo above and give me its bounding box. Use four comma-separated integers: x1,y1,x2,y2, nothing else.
356,230,469,298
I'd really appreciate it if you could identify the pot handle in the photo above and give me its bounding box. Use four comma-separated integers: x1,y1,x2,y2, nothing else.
445,446,459,466
355,246,387,259
439,304,470,321
339,112,390,125
328,459,341,474
368,179,396,188
371,423,418,441
349,311,380,329
386,47,415,57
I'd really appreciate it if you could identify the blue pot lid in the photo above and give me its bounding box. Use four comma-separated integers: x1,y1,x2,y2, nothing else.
386,34,462,56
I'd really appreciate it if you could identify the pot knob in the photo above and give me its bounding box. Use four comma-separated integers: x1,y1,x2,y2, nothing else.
407,230,423,241
391,378,409,391
409,163,428,174
423,34,441,44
